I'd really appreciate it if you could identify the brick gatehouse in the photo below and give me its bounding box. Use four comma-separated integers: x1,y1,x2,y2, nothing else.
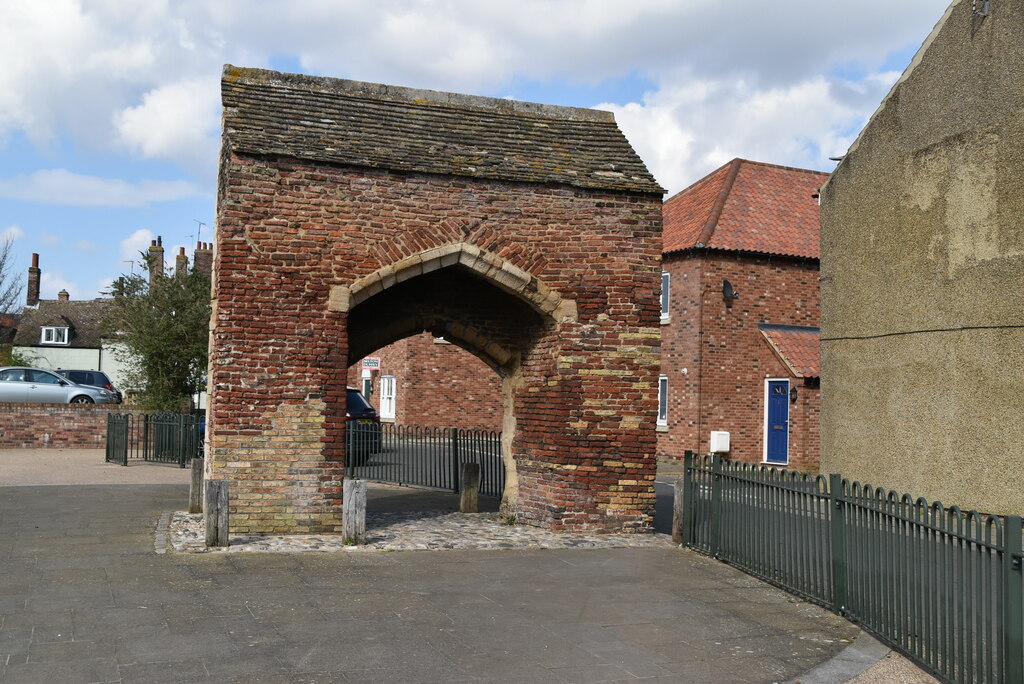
208,66,664,535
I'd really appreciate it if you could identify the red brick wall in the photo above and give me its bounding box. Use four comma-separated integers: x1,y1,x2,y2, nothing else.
658,251,821,470
348,332,503,430
211,154,662,534
0,404,143,449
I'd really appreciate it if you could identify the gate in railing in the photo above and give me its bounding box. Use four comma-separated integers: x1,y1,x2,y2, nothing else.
680,452,1024,684
347,423,505,498
105,413,203,468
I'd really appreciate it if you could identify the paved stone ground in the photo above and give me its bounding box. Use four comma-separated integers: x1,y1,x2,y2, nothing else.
0,483,864,683
0,451,939,683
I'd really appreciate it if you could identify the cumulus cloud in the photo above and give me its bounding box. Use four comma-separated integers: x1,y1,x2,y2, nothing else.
0,169,201,207
0,0,942,182
1,226,24,242
39,271,79,300
114,76,221,176
120,229,154,269
603,73,902,194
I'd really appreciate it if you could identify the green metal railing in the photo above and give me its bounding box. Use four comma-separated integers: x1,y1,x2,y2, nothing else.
105,412,203,467
347,423,505,498
681,452,1023,684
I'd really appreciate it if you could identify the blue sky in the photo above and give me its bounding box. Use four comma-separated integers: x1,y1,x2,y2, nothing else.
0,0,944,302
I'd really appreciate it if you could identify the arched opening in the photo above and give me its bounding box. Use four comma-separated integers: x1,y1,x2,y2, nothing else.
344,255,559,516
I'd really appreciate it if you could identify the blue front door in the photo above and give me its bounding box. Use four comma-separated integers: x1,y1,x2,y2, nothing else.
766,380,789,464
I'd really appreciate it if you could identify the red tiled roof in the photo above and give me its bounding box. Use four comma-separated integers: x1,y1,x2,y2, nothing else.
663,158,827,258
759,324,820,378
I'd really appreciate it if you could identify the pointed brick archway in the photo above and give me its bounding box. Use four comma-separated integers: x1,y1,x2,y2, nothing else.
207,66,664,535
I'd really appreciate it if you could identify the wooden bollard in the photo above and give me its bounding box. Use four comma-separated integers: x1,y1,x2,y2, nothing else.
342,478,367,545
459,462,480,513
204,480,229,547
188,458,204,514
672,476,685,545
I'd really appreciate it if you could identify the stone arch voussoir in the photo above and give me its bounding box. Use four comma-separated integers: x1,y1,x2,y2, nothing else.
332,243,577,323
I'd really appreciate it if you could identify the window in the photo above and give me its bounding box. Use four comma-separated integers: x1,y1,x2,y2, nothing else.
41,326,69,345
660,272,670,321
380,375,396,420
657,374,668,426
27,369,61,384
0,369,25,382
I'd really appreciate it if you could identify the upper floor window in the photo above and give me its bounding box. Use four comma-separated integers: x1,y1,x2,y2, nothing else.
40,327,69,345
660,272,670,321
657,374,668,426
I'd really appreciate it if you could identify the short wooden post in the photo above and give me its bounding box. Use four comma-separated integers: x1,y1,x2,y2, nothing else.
459,462,480,513
672,475,685,545
204,479,229,548
342,478,367,545
189,458,204,514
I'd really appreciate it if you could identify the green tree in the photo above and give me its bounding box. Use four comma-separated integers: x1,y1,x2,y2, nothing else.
104,266,212,411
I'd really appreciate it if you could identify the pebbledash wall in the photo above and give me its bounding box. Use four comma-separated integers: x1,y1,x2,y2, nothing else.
347,332,503,431
208,67,664,535
0,404,143,449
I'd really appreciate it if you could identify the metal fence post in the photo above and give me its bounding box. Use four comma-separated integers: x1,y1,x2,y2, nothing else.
829,473,847,615
1004,515,1023,684
710,453,723,558
450,428,461,493
681,451,694,546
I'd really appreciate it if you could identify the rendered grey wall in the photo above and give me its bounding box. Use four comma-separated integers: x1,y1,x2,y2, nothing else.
819,0,1024,515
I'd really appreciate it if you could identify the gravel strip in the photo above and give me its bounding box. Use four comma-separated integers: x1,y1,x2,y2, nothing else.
169,510,675,553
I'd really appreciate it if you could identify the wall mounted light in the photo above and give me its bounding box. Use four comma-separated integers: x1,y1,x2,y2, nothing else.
790,387,798,404
722,279,739,301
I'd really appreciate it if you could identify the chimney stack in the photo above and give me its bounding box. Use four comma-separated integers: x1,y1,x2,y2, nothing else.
148,236,164,286
175,246,188,276
27,253,40,306
193,241,213,277
57,289,70,302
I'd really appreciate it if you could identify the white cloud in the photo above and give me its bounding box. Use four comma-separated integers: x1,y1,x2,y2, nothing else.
602,72,901,194
0,169,201,207
1,226,24,242
120,229,154,270
73,240,99,252
114,76,221,177
0,0,942,180
39,271,78,300
41,234,61,247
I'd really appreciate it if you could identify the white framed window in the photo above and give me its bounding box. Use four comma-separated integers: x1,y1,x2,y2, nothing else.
40,326,69,345
657,374,668,426
660,272,670,321
361,368,373,398
380,375,396,421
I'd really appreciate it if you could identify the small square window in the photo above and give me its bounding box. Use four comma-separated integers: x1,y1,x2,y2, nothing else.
40,327,69,345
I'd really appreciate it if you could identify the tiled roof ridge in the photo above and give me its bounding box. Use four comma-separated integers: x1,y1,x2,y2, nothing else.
732,158,830,178
223,65,613,124
694,158,742,248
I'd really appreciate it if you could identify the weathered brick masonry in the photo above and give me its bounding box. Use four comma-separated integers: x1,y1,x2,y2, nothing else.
0,404,143,449
210,67,664,534
658,159,824,470
348,333,503,431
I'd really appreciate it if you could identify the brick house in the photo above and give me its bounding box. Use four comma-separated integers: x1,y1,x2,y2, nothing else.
658,158,826,470
347,332,502,430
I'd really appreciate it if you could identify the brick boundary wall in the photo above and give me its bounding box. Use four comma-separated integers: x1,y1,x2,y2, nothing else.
0,404,144,449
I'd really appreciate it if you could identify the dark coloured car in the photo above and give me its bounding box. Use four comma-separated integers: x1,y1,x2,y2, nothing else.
346,386,381,465
54,369,122,403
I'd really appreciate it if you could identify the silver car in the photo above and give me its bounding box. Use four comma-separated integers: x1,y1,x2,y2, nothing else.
0,366,119,404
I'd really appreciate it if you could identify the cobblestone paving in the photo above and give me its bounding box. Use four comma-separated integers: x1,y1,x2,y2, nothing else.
168,510,676,553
